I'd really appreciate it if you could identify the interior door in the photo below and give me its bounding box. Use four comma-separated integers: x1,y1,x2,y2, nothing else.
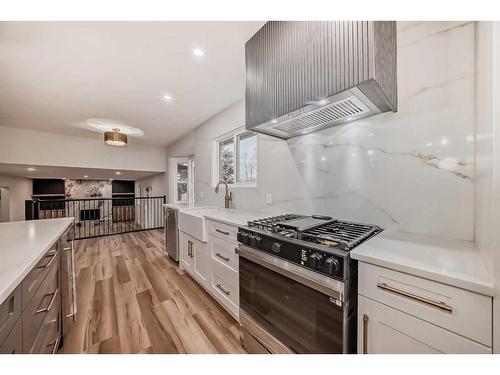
169,157,194,204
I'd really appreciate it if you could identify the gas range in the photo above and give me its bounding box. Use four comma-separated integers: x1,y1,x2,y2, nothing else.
237,213,382,353
237,214,382,281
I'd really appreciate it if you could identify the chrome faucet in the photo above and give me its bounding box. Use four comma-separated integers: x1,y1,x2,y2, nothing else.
215,180,233,209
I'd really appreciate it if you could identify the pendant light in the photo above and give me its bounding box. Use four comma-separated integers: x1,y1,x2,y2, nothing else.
104,128,128,147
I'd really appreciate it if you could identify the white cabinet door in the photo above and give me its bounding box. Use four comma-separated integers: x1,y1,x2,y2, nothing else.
358,295,491,354
179,231,194,274
193,239,209,287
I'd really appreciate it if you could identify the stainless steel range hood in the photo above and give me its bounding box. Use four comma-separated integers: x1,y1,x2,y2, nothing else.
245,21,398,139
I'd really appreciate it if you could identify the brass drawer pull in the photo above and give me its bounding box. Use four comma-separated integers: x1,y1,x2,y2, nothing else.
188,241,194,258
376,282,452,312
36,251,57,270
47,337,60,354
215,229,230,236
216,284,230,296
215,253,230,262
36,289,59,314
362,314,369,354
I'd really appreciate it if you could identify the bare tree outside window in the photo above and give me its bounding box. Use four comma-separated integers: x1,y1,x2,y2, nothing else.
217,130,257,185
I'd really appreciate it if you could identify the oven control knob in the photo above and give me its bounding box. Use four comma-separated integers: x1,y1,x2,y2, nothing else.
271,242,282,253
324,257,340,276
255,235,262,247
237,232,248,244
308,252,323,269
249,234,257,247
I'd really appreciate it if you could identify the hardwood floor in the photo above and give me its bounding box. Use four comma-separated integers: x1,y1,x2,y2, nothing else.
59,230,246,354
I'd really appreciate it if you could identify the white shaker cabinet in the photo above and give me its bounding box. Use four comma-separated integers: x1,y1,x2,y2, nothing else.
179,231,209,287
357,262,492,354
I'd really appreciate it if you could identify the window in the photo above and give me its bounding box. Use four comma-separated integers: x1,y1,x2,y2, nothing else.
214,129,257,186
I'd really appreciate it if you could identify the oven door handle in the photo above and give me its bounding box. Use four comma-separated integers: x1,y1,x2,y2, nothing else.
236,244,345,302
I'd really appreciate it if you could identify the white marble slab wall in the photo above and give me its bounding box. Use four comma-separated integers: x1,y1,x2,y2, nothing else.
65,179,112,223
168,21,476,241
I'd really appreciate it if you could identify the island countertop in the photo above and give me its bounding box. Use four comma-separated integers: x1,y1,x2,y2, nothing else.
0,218,74,305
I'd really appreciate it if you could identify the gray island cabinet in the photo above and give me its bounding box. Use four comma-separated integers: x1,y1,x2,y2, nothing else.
0,218,75,354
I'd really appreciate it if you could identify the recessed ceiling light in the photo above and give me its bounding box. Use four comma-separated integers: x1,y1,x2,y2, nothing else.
163,95,173,101
84,175,88,178
115,171,121,175
26,167,36,172
193,48,204,57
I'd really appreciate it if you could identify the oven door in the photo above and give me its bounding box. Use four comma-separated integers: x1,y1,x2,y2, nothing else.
237,245,345,354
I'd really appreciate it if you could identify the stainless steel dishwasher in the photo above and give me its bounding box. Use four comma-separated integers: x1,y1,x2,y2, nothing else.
165,207,179,261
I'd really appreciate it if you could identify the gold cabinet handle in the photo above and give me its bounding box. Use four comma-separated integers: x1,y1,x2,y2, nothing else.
362,314,369,354
215,229,230,236
36,289,59,314
215,253,230,262
216,284,230,296
188,241,194,258
377,282,452,312
36,251,57,270
47,337,60,354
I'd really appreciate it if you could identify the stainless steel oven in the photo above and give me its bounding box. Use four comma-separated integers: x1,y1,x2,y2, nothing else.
237,244,356,354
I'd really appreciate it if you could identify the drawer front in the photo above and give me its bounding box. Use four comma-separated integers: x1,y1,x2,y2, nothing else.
358,295,491,354
22,249,59,309
210,264,239,318
22,254,60,353
0,319,22,354
358,262,492,347
30,292,61,354
0,285,22,347
207,220,238,242
209,236,239,272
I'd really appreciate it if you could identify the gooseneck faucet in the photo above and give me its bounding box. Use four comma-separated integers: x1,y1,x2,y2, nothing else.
215,180,233,209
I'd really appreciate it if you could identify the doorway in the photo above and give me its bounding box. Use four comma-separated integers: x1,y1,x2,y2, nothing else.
0,187,10,222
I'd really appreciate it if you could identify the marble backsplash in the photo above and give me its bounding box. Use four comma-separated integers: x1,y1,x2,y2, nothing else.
169,21,476,242
65,179,112,199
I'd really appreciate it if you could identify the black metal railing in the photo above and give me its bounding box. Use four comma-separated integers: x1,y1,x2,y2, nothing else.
29,196,166,240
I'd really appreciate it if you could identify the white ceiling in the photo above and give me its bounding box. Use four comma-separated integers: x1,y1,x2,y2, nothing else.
0,163,161,180
0,21,264,146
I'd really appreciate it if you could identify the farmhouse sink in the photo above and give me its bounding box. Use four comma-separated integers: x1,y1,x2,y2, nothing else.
177,207,227,242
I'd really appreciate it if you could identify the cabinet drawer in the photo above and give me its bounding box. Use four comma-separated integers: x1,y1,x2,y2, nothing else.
30,292,61,354
0,285,22,347
22,254,60,353
210,264,239,318
210,236,239,272
0,319,22,354
207,220,238,242
22,249,59,309
358,262,492,347
358,295,491,354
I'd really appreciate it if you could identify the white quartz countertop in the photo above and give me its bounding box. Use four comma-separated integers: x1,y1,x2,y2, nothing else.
350,230,494,296
200,208,265,227
163,203,208,211
0,218,74,305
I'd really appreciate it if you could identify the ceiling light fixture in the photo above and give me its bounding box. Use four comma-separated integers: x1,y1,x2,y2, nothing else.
163,95,173,101
193,48,204,57
104,128,128,147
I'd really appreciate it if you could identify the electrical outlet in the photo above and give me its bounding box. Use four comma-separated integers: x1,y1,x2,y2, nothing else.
265,193,272,205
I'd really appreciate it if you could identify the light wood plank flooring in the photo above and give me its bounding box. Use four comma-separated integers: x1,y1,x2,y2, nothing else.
59,230,246,354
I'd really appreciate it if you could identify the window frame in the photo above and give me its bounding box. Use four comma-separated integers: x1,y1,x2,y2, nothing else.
211,126,258,189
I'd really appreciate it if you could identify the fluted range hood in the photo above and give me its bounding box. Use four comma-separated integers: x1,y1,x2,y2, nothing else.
245,21,398,139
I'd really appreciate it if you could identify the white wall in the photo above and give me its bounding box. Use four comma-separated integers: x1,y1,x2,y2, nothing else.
0,126,167,172
135,173,168,198
492,21,500,355
166,22,476,241
0,174,32,221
